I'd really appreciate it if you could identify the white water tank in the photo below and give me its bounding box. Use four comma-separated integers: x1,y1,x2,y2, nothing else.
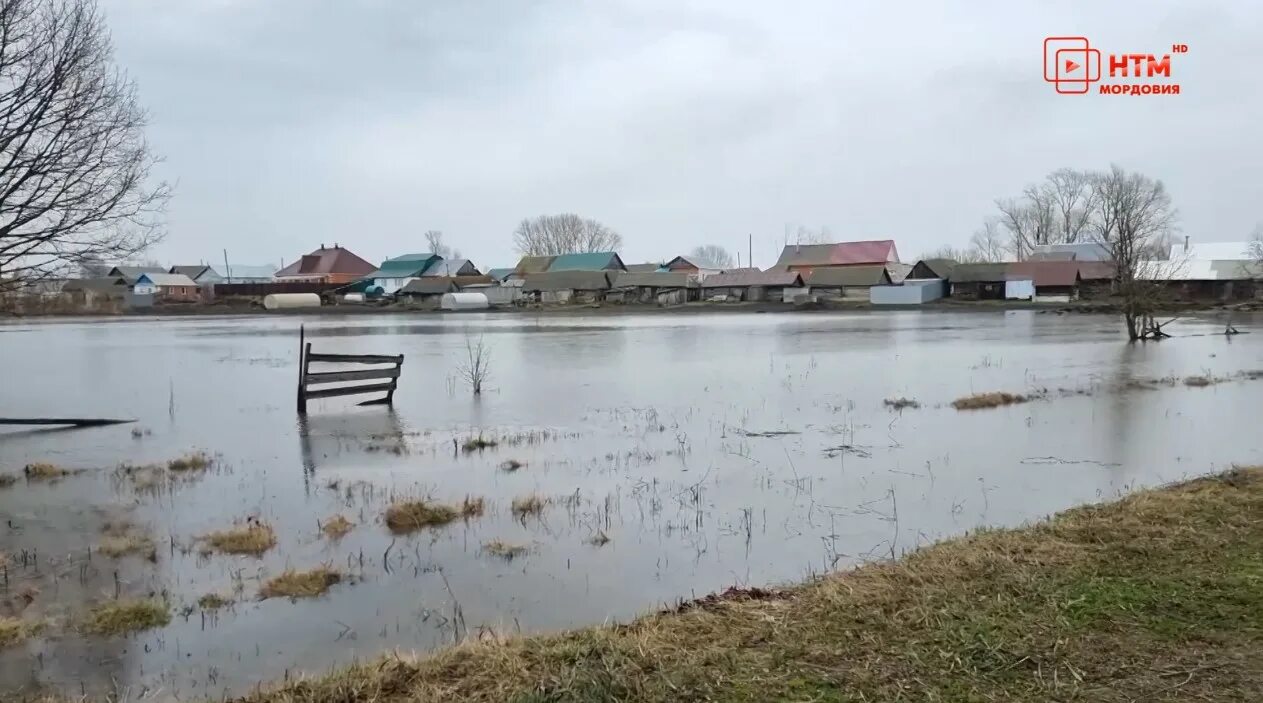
440,292,489,310
342,292,365,303
263,293,322,310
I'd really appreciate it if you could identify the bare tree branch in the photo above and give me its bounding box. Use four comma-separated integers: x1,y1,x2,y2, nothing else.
512,213,622,256
687,244,732,269
0,0,169,292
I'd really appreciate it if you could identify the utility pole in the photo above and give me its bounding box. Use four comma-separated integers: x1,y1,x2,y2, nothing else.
748,234,753,270
222,249,232,283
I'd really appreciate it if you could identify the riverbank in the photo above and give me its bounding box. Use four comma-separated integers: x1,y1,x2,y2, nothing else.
4,296,1259,320
235,465,1263,703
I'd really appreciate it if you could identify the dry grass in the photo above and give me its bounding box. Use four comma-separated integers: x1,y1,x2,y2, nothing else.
587,530,611,547
481,540,529,560
238,465,1263,703
81,599,169,636
0,473,16,488
259,566,342,600
0,617,41,647
384,496,484,534
461,435,499,452
1183,375,1216,387
883,397,921,410
168,451,212,472
951,391,1028,410
320,515,355,539
98,532,157,561
499,459,526,472
198,593,232,610
22,462,68,480
510,493,548,518
200,520,277,556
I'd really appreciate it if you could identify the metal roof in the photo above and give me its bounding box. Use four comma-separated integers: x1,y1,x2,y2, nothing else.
275,246,376,278
136,272,198,287
422,259,479,277
1029,242,1112,261
1169,241,1252,261
486,267,515,281
1008,261,1081,287
513,255,555,275
369,253,439,279
701,270,803,288
107,265,166,283
885,262,913,283
775,240,899,267
610,271,695,288
546,252,626,272
62,277,127,293
949,263,1011,283
522,270,612,292
911,258,957,279
805,265,891,287
170,265,214,280
623,263,663,273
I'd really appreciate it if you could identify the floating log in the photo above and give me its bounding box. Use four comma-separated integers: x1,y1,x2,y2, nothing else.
0,418,135,427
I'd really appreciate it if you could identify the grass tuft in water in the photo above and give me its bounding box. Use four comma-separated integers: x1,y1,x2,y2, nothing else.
321,515,355,539
260,566,342,599
482,540,529,560
462,435,499,452
385,497,484,533
510,493,548,518
0,617,41,647
23,462,68,480
201,520,277,556
198,593,232,610
168,451,212,472
883,397,921,410
0,473,16,488
587,530,612,547
500,459,527,472
82,599,169,636
1183,375,1216,387
951,391,1027,410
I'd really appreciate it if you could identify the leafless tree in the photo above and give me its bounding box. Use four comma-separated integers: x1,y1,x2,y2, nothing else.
919,245,982,264
0,0,169,292
512,214,621,256
968,218,1007,262
1044,168,1097,243
1088,165,1179,341
423,229,460,259
1249,223,1263,267
995,193,1055,260
794,225,832,245
995,169,1099,259
688,245,733,269
457,332,491,395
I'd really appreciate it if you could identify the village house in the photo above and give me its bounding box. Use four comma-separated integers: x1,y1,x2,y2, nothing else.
169,265,223,285
107,265,166,288
60,277,129,310
509,255,555,281
485,267,515,283
1028,242,1112,261
660,255,721,280
274,244,376,284
133,272,200,302
607,271,696,305
1008,261,1083,302
219,264,279,283
522,270,612,304
700,270,803,302
546,251,627,272
773,240,900,275
367,253,442,295
908,258,958,283
804,265,892,301
395,278,457,309
949,263,1011,300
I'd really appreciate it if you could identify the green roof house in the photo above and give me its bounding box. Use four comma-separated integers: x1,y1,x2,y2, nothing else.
369,253,441,295
546,252,626,272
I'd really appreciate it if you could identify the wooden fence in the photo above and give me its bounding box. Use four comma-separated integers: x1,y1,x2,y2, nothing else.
296,326,404,413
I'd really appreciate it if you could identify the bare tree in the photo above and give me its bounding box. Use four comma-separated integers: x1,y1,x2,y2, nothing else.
995,169,1098,259
512,214,622,256
1044,168,1097,243
457,332,491,395
794,225,832,245
423,229,460,259
968,218,1007,262
0,0,169,291
1249,223,1263,267
1088,165,1179,341
919,245,982,264
996,193,1055,260
688,245,733,269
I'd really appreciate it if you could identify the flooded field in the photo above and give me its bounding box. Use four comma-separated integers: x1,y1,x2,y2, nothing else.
1,310,1260,699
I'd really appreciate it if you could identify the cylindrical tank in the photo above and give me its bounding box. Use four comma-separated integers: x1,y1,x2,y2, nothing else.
342,292,365,303
440,292,489,311
263,293,322,310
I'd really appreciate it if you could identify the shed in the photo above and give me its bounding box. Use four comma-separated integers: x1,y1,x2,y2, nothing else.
1008,261,1083,302
608,271,696,305
397,278,457,309
909,258,957,281
805,265,892,300
546,252,626,272
700,270,803,302
522,270,612,304
133,273,200,302
871,279,947,305
949,263,1010,300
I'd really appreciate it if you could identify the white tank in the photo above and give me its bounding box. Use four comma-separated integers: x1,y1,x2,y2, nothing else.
263,293,322,310
440,292,489,310
342,292,365,303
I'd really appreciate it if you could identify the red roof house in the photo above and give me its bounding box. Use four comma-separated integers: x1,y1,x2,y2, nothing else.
773,240,899,274
274,244,375,284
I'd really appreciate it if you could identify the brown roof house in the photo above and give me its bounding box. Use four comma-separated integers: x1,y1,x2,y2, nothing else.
275,244,375,284
700,270,804,302
774,240,900,275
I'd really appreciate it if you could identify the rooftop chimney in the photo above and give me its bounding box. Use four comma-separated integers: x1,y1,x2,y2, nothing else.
1183,236,1189,253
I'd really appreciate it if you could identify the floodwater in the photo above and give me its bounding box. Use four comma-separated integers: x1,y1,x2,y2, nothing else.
0,309,1260,699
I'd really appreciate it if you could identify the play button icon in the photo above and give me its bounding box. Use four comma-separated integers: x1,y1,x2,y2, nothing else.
1064,58,1081,74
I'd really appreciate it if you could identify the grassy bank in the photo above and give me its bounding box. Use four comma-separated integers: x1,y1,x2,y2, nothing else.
240,466,1263,702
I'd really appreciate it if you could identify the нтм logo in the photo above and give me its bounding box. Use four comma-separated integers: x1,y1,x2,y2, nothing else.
1043,37,1185,96
1044,37,1100,94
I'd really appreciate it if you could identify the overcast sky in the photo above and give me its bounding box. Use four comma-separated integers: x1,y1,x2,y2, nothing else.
103,0,1262,270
